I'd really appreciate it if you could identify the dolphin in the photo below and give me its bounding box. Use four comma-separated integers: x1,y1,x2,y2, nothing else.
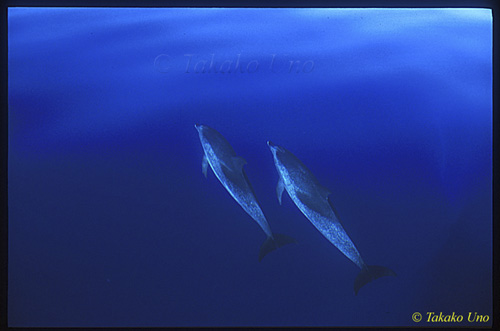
267,141,395,294
195,124,295,260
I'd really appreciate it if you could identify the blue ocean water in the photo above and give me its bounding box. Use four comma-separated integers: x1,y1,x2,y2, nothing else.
8,8,492,327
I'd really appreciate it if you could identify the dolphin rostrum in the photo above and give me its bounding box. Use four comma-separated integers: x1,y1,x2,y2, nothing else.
195,124,295,260
267,141,395,294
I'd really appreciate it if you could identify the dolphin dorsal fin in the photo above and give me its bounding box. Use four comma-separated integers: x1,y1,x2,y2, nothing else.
276,177,285,205
231,156,247,172
327,195,344,225
318,185,331,199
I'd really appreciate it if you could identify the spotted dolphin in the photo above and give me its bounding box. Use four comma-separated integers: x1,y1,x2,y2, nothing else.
267,141,395,294
195,124,295,260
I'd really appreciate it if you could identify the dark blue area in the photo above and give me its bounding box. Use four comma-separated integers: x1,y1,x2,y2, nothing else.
8,8,492,327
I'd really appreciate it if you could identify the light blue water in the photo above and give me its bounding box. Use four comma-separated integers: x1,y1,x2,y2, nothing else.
8,8,492,327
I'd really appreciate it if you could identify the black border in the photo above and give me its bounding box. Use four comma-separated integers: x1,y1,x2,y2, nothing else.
2,0,499,7
1,1,497,330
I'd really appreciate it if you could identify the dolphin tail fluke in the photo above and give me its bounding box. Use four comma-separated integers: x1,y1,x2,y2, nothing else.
258,233,297,261
354,265,396,295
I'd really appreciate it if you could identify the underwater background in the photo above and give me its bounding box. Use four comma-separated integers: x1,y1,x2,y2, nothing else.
8,8,492,327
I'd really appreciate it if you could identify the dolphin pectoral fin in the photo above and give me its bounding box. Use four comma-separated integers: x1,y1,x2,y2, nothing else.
354,265,396,295
202,155,208,178
276,177,285,205
231,156,247,172
259,233,297,261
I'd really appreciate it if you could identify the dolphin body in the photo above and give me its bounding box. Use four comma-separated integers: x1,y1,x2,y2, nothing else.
267,141,395,294
195,124,295,260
